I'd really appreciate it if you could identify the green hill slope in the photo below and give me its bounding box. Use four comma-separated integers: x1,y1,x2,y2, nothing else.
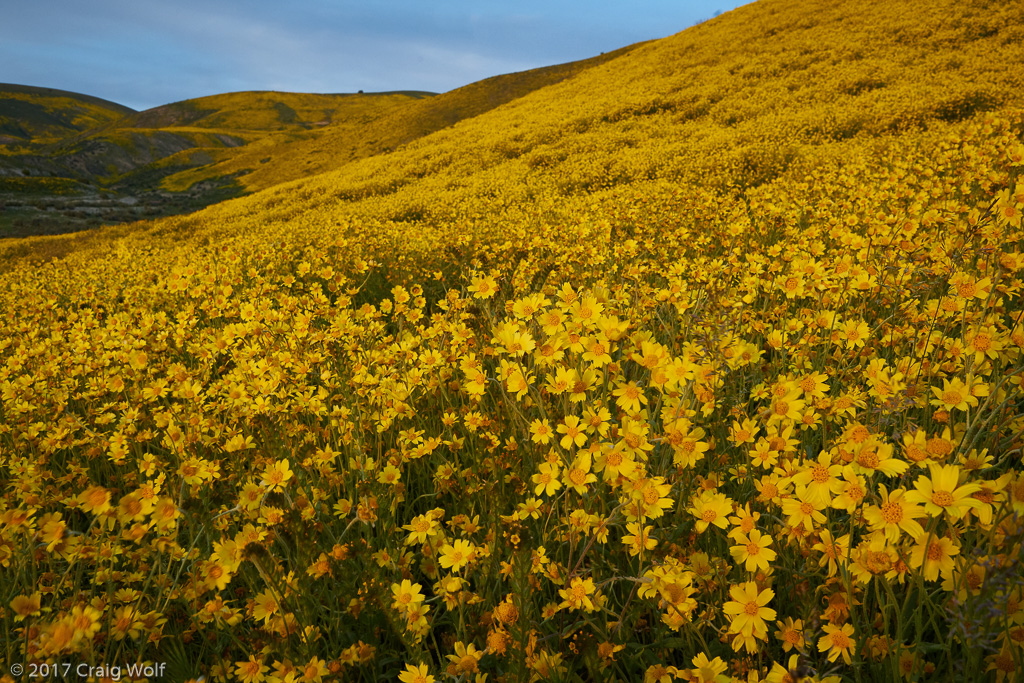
0,43,642,236
0,83,134,146
161,42,643,192
0,90,430,236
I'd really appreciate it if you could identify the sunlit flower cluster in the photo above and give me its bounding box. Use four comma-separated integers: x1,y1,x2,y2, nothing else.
2,0,1024,681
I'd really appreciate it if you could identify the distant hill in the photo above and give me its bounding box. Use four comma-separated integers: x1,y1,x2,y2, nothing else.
0,43,642,236
0,83,134,145
160,42,644,192
0,89,432,236
119,90,435,131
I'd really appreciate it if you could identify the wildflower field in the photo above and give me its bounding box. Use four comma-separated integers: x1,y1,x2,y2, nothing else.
2,0,1024,681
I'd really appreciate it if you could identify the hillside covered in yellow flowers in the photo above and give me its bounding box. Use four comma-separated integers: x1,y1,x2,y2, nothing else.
2,0,1024,681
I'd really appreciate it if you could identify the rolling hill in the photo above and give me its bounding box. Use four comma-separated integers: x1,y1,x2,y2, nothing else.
1,0,1024,680
0,43,641,237
159,41,643,193
0,89,432,236
0,83,134,146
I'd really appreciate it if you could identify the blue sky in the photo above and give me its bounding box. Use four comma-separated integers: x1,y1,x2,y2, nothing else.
2,1,749,111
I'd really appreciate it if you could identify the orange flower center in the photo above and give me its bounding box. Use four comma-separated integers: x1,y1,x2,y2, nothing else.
830,630,851,648
958,282,977,298
857,451,880,469
880,501,903,524
905,445,927,462
941,389,964,406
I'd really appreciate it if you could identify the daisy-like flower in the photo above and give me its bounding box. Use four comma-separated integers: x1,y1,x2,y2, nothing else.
595,444,636,482
645,664,681,683
908,533,960,581
831,466,867,513
559,576,597,612
630,476,674,520
264,659,297,683
863,485,925,544
517,497,544,520
839,319,870,349
260,459,294,492
391,580,425,614
622,522,658,557
729,417,760,446
850,441,909,478
10,594,42,621
775,617,805,652
690,652,730,683
557,415,588,450
930,377,980,412
727,505,761,542
812,530,851,578
818,622,856,664
781,492,828,532
904,463,982,520
729,529,777,573
439,539,474,573
298,658,328,683
688,490,733,533
767,390,806,425
398,663,434,683
723,581,776,642
948,272,991,301
798,371,831,399
467,275,498,299
77,485,112,515
666,419,710,468
532,461,562,496
116,491,153,524
612,380,648,414
403,513,440,545
529,419,554,444
235,656,269,683
563,452,597,494
791,451,843,506
750,438,779,469
446,641,483,676
252,590,280,623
